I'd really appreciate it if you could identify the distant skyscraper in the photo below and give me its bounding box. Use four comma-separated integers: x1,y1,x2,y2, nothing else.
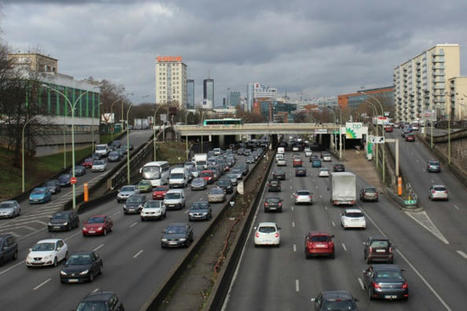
186,79,195,109
155,56,187,109
247,82,278,111
229,91,241,108
203,79,214,109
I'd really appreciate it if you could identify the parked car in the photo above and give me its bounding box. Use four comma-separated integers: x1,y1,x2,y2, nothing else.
318,168,330,177
26,239,68,267
82,215,113,236
29,187,52,204
311,290,358,311
363,237,394,263
360,187,379,202
91,159,107,172
294,190,312,205
58,173,72,187
429,185,448,201
0,234,18,265
0,200,21,218
161,223,194,248
48,211,80,232
152,185,170,199
254,222,280,247
305,232,335,259
136,180,153,193
60,251,103,283
208,187,226,203
295,167,307,177
225,173,238,186
188,200,212,221
246,156,255,164
75,291,124,311
163,189,186,210
237,163,249,175
384,125,393,132
71,165,86,177
107,151,121,162
333,164,345,172
263,197,283,213
43,179,61,195
272,169,286,180
216,179,233,194
123,193,147,214
190,178,207,191
340,209,366,229
426,160,441,173
267,179,281,192
363,264,408,300
141,200,166,221
117,185,138,202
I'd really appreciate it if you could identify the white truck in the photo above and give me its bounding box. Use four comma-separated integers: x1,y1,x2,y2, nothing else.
330,172,356,206
169,167,190,188
192,153,208,169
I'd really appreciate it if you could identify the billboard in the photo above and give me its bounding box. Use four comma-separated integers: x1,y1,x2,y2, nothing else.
345,122,367,139
101,113,114,124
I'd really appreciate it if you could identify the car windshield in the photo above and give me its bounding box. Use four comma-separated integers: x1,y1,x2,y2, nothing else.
429,161,439,165
154,186,168,191
45,181,57,186
433,186,446,191
32,188,46,194
146,201,162,208
200,172,212,177
51,213,68,219
322,300,356,310
138,181,151,186
88,217,105,224
232,169,242,174
217,180,229,186
166,226,186,234
266,198,281,203
297,191,310,196
192,202,209,209
76,301,107,311
142,166,161,179
375,271,404,280
171,173,185,179
345,212,363,218
0,202,15,209
310,235,331,242
94,160,105,165
109,152,118,156
370,240,389,248
227,174,236,179
67,254,92,265
258,226,276,233
165,193,181,199
32,242,55,251
121,186,135,192
127,196,143,203
365,188,377,193
96,145,106,150
210,188,224,194
192,179,204,184
320,168,329,172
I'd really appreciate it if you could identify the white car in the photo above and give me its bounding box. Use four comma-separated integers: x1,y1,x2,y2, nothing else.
141,200,166,221
429,185,448,201
340,208,366,229
322,153,332,162
276,158,287,166
91,159,107,172
254,222,280,247
26,239,68,267
304,149,312,157
294,190,313,205
318,168,330,177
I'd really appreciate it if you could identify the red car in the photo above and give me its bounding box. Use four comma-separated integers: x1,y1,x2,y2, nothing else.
293,158,303,167
405,134,415,142
82,215,113,236
81,157,94,169
199,170,215,184
152,185,169,200
384,126,393,132
305,232,335,259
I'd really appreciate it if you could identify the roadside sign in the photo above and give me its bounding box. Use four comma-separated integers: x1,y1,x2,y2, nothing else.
160,114,167,122
70,177,77,185
369,136,385,144
404,200,416,205
315,129,328,134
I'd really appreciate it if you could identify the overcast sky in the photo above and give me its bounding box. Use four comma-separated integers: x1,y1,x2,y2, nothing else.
2,0,467,106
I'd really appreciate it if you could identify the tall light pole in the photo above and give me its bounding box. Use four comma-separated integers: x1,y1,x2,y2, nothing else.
43,84,90,210
126,103,134,184
109,98,122,140
22,115,38,192
91,102,103,153
153,104,163,161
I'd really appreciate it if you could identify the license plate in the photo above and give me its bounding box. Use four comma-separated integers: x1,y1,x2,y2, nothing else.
316,244,327,248
376,249,385,253
68,279,79,283
169,241,177,245
54,226,61,229
385,295,397,299
88,230,96,234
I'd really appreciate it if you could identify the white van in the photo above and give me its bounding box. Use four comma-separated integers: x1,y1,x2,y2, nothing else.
277,147,285,154
276,153,286,166
140,161,170,186
163,189,186,210
95,144,110,157
169,167,189,188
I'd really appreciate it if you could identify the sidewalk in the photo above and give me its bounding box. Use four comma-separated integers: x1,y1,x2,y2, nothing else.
343,149,383,191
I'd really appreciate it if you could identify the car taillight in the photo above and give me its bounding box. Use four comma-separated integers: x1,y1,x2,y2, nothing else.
278,202,282,206
369,247,373,253
255,232,259,238
444,190,448,193
389,247,393,253
264,202,269,206
309,195,312,199
402,282,408,289
431,190,436,194
274,233,279,238
372,282,381,289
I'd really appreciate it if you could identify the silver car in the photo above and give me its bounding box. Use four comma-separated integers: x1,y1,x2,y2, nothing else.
91,159,107,172
208,187,226,203
294,190,313,205
0,200,21,218
429,185,448,201
117,185,138,202
191,177,207,190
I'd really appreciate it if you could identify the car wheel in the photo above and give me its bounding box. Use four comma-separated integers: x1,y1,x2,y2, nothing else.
368,288,374,300
64,251,69,261
366,257,371,264
13,249,18,260
103,229,107,236
53,257,58,267
389,258,394,264
89,272,94,282
330,252,335,259
141,217,145,221
99,265,103,275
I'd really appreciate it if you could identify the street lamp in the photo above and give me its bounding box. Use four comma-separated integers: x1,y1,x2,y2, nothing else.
153,104,163,161
126,103,134,184
91,102,103,153
109,98,122,140
43,84,90,210
22,115,38,192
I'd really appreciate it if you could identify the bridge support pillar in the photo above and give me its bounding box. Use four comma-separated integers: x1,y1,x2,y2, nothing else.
219,135,225,148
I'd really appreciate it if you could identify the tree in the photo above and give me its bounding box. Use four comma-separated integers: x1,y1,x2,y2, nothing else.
293,110,310,123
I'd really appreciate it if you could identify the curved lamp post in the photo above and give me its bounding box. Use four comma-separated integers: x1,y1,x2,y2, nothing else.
126,103,134,184
22,115,39,192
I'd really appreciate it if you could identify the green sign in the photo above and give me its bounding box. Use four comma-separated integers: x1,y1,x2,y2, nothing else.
404,200,416,205
367,142,373,155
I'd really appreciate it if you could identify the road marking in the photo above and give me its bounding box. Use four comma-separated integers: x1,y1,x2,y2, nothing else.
129,222,138,228
92,288,99,293
292,221,295,228
93,244,104,252
358,277,364,290
453,205,459,210
342,243,347,252
404,211,449,245
0,260,25,277
456,250,467,259
133,249,144,258
293,244,296,252
33,278,51,291
291,206,294,212
324,206,328,210
112,211,121,216
65,230,83,242
331,221,336,227
295,279,300,292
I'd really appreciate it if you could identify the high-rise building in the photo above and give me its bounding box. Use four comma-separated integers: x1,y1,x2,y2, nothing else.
155,56,187,109
338,87,394,110
203,79,214,109
229,91,241,108
393,44,460,122
247,82,278,111
186,79,195,109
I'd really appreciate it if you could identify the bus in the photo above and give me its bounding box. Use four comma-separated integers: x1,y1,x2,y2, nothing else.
139,161,170,186
203,118,243,126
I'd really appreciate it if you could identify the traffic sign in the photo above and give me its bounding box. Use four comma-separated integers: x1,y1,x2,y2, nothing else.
70,177,77,185
404,200,416,205
369,136,385,144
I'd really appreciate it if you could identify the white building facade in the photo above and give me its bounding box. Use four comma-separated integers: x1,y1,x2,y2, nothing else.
155,56,187,109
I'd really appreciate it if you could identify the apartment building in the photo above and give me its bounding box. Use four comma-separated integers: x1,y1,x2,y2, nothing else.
155,56,187,109
393,44,460,122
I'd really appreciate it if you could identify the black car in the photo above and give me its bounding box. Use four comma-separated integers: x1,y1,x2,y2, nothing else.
333,164,345,172
363,237,394,263
75,291,124,311
60,251,103,283
188,201,212,221
264,197,283,212
267,179,281,192
427,160,441,173
0,234,18,265
237,164,249,176
161,223,194,248
107,151,121,162
58,174,72,187
295,167,307,177
48,211,80,232
123,194,147,214
272,169,286,180
216,179,233,194
43,179,61,194
110,140,122,150
363,264,408,300
71,165,86,177
311,290,359,311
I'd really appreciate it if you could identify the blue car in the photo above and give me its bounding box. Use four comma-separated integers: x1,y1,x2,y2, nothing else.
29,187,52,204
312,159,322,168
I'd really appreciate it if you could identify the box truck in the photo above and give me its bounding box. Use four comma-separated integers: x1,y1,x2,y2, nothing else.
330,172,356,206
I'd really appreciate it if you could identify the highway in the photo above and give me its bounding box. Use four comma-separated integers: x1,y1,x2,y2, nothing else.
0,154,253,310
0,130,153,240
223,151,467,311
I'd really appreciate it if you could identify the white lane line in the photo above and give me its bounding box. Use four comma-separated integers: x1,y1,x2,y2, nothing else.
33,278,51,291
112,211,121,216
293,244,296,252
92,288,99,293
295,279,300,292
341,243,347,252
404,211,449,245
291,206,294,212
64,230,83,242
324,206,328,210
133,249,144,258
129,222,138,228
331,221,336,227
0,260,25,277
453,205,459,210
358,278,364,290
456,250,467,259
292,221,295,228
93,244,104,252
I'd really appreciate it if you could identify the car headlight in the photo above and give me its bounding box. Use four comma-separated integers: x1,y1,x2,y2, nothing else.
60,270,67,276
161,238,168,242
123,205,127,209
44,254,53,260
79,270,89,275
63,222,68,226
179,238,186,242
98,227,103,230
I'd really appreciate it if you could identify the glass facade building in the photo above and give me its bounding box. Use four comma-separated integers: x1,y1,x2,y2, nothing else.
186,79,195,109
203,79,214,109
